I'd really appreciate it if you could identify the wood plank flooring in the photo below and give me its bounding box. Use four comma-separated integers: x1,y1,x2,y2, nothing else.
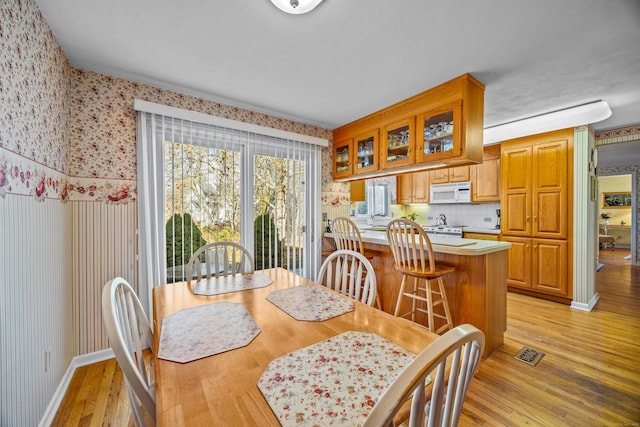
52,250,640,426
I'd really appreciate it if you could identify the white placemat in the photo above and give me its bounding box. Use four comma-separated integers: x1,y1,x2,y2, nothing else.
158,302,260,363
266,285,354,321
192,273,273,296
258,331,415,426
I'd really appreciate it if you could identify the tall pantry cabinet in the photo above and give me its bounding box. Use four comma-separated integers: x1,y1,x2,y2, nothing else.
500,128,573,303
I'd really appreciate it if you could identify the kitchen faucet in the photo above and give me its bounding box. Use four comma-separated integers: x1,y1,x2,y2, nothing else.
436,214,447,226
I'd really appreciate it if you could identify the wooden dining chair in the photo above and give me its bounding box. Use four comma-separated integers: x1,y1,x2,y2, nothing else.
363,324,485,427
331,216,382,308
386,218,454,334
186,241,255,282
102,277,155,427
317,249,377,306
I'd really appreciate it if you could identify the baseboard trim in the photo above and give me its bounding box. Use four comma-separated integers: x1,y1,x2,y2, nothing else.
39,349,114,427
570,293,600,312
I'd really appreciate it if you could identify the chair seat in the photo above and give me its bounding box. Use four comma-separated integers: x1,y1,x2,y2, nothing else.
393,263,455,279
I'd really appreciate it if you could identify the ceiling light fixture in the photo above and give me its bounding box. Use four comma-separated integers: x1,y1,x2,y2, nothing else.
483,100,612,145
270,0,325,14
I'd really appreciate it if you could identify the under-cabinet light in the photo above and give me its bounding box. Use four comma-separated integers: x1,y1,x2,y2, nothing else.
483,100,612,144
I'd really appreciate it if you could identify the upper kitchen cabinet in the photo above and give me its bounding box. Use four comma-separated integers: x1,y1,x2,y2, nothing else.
415,101,462,163
380,117,415,170
332,138,353,180
471,144,501,202
353,130,379,176
430,165,470,184
501,131,569,239
332,73,485,181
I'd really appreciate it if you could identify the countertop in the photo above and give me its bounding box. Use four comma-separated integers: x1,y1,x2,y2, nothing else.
325,230,511,256
462,226,501,235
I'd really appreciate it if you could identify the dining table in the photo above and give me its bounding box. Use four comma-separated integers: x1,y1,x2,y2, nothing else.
153,267,439,426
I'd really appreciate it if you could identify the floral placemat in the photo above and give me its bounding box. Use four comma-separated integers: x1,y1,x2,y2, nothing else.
192,273,273,296
257,331,415,426
158,302,260,363
266,285,354,321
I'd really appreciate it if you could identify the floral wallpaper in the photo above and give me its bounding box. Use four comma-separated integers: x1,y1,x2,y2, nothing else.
69,69,333,181
1,0,340,205
0,0,71,201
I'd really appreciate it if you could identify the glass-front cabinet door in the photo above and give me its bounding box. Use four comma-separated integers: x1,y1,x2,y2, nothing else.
381,117,415,170
416,101,462,163
333,138,352,180
354,130,379,175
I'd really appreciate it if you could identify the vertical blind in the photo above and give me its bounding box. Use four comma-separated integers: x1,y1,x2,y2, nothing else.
137,111,322,312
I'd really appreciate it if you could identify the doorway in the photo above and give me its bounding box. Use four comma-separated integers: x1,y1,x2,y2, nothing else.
597,174,634,265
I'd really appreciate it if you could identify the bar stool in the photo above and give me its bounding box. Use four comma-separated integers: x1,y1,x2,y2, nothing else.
331,217,382,309
386,218,454,334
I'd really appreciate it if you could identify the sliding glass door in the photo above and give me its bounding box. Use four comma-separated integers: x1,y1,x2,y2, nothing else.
155,116,320,283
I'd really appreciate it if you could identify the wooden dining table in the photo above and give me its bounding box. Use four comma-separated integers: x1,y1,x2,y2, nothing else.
153,267,439,426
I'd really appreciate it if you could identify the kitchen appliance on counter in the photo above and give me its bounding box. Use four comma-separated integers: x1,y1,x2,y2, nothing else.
429,182,471,204
422,225,465,237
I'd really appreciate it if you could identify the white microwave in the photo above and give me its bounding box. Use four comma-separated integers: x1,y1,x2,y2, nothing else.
429,182,472,204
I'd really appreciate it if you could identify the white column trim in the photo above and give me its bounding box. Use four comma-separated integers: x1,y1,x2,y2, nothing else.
571,125,598,310
133,99,329,147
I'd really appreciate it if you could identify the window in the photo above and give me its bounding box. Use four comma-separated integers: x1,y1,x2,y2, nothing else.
354,177,396,219
136,104,325,311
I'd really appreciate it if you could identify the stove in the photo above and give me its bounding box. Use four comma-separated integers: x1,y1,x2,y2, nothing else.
422,225,464,237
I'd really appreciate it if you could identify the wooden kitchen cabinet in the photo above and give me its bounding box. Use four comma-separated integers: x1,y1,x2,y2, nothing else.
397,171,430,204
350,180,366,201
381,117,415,170
332,73,485,181
502,134,568,239
333,138,353,180
471,144,500,202
353,130,379,176
429,165,470,184
500,128,573,302
415,100,463,163
502,236,567,297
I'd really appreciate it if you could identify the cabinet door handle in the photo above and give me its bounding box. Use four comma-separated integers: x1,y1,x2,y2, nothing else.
526,216,530,221
533,216,537,221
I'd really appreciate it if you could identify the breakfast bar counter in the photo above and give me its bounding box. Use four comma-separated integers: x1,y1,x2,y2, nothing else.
324,231,510,357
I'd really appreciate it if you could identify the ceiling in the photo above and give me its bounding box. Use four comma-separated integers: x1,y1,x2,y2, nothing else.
37,0,640,133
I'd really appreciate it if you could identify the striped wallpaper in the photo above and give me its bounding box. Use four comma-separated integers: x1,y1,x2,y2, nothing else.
71,201,138,355
0,196,73,426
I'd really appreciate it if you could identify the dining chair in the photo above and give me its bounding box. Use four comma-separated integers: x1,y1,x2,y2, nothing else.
330,216,382,308
386,218,454,334
364,324,485,427
186,241,255,282
317,249,377,306
101,277,155,427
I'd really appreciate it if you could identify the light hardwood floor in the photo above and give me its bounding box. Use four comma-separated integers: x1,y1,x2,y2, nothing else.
52,249,640,426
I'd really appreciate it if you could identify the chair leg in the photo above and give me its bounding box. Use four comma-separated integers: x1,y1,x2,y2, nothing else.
437,276,453,332
425,278,435,332
375,287,382,310
394,275,407,317
410,277,418,322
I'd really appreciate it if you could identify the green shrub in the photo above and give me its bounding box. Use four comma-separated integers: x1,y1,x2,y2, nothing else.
166,213,207,268
254,213,284,270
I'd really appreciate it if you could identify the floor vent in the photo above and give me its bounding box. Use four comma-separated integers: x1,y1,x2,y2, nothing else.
514,347,544,366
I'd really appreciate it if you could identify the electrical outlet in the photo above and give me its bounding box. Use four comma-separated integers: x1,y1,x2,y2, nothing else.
427,216,433,221
44,348,51,372
322,213,328,221
484,217,492,222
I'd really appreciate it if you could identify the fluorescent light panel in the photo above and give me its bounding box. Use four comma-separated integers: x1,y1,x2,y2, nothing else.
483,100,612,144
